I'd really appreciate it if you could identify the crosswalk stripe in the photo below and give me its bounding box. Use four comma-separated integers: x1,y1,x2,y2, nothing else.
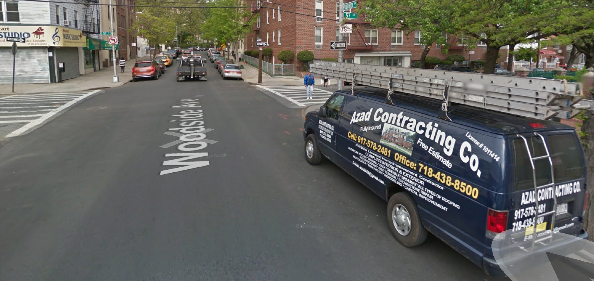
0,94,83,100
0,110,53,113
0,120,34,124
257,85,334,107
0,114,45,118
0,105,61,109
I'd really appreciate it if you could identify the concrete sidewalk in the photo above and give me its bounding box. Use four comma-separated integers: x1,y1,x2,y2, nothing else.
241,63,304,86
0,56,151,95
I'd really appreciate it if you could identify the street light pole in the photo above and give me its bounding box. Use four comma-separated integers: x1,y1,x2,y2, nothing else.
109,0,119,82
176,25,178,48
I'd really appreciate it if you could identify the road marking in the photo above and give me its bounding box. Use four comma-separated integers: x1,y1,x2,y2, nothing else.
0,120,32,124
0,105,61,109
0,114,45,118
0,110,53,113
5,90,101,138
256,85,333,107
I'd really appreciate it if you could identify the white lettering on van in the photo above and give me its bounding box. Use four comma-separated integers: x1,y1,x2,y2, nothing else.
519,181,580,205
466,132,500,162
460,141,482,177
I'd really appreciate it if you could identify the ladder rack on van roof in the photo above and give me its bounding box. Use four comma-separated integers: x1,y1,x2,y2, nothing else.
310,61,594,120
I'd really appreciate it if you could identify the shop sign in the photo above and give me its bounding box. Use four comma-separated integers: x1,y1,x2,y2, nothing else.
0,25,86,47
101,40,119,50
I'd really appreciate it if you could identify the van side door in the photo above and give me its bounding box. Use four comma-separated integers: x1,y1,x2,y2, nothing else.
317,94,345,162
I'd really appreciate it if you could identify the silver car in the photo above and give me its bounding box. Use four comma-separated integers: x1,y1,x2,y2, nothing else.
222,64,242,79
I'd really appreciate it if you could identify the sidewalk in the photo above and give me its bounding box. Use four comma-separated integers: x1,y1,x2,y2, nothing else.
0,56,150,95
240,63,304,86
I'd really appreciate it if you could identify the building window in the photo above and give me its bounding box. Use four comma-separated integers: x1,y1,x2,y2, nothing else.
257,17,260,28
336,29,350,44
457,35,467,46
278,29,281,45
365,29,378,45
384,57,402,67
391,30,403,45
251,37,254,47
266,9,269,24
266,32,269,44
272,8,275,19
55,5,60,24
477,33,487,46
414,30,422,45
278,5,281,21
315,27,323,47
1,1,19,22
63,7,67,24
74,10,78,28
315,1,323,22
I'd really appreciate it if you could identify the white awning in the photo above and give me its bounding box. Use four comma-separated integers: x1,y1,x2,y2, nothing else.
354,51,413,57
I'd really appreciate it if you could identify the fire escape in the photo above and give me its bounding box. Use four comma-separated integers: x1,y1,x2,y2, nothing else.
76,0,100,35
345,16,373,51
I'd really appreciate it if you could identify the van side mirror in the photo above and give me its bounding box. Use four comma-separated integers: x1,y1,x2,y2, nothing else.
320,106,327,117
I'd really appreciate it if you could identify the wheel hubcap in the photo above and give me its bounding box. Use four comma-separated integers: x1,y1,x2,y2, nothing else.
306,141,314,159
392,204,411,236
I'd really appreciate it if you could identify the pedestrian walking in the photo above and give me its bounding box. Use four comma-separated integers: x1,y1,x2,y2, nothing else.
323,76,329,87
232,50,236,61
119,57,126,73
304,72,315,100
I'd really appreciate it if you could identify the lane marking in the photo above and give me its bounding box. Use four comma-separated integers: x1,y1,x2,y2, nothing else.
0,110,53,113
256,85,305,107
0,120,31,124
6,90,100,138
284,131,291,134
0,105,60,109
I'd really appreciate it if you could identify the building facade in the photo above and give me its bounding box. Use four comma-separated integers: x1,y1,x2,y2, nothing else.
245,0,496,68
0,0,99,84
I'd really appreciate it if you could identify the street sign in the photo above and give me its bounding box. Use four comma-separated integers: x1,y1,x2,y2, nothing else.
469,51,475,55
340,24,352,34
256,42,269,47
6,37,25,43
108,36,118,45
101,31,111,35
342,1,357,10
330,41,347,50
343,12,357,19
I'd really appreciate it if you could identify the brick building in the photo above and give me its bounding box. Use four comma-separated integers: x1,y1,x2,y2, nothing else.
246,0,495,67
116,0,136,60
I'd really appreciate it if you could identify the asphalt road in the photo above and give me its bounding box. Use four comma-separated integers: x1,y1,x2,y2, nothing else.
0,55,504,280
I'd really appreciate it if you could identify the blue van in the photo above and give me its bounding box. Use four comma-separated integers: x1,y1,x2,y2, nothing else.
303,87,588,276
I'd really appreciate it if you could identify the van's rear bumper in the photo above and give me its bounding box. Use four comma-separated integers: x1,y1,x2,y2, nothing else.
482,230,589,277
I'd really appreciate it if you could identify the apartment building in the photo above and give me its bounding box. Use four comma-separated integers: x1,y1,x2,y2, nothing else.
246,0,493,68
0,0,99,83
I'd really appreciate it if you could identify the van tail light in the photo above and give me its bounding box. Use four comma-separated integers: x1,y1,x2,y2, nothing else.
584,191,589,211
486,208,508,239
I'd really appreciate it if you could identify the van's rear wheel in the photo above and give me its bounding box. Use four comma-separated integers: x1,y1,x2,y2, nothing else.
305,134,322,165
387,192,427,247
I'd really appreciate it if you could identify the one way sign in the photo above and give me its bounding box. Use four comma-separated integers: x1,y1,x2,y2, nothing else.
330,41,347,50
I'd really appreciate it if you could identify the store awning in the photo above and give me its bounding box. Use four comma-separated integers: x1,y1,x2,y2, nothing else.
539,49,556,55
84,38,102,50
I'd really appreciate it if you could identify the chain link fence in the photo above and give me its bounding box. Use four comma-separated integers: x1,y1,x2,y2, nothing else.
243,55,295,76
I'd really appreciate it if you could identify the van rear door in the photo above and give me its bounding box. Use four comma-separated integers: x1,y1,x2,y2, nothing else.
507,132,586,242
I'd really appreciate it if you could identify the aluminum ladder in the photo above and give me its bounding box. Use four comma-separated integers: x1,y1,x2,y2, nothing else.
310,61,594,121
517,133,558,251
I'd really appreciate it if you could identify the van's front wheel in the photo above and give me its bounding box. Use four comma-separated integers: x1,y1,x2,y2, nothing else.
387,192,427,247
305,134,322,165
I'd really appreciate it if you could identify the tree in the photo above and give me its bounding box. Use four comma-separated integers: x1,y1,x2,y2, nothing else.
277,50,294,63
297,50,314,62
201,0,254,59
511,47,537,62
133,1,176,58
359,0,456,68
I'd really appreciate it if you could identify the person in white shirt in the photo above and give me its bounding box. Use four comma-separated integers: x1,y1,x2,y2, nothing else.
119,57,126,73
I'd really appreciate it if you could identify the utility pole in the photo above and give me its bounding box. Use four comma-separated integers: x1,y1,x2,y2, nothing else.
176,25,178,49
109,0,119,82
338,0,344,90
258,46,263,83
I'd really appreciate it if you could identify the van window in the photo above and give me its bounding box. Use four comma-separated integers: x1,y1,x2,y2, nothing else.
513,134,583,191
325,95,344,120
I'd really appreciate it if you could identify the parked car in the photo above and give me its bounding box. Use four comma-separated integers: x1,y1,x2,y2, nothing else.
217,60,229,74
222,64,242,79
494,69,512,76
214,57,227,68
156,55,172,67
166,50,177,59
210,54,220,63
132,61,160,81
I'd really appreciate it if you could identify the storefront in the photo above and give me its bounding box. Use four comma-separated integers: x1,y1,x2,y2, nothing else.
0,25,86,84
84,38,102,73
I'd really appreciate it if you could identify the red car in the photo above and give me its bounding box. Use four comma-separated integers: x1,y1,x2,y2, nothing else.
132,61,160,81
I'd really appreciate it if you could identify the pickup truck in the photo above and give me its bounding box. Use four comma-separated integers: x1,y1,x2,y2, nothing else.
176,58,207,82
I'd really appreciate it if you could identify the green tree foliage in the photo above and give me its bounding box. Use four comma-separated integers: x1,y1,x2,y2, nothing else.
133,0,176,58
297,50,314,62
511,47,537,62
262,47,273,57
201,0,254,56
446,54,465,62
424,56,441,66
359,0,456,68
277,50,295,63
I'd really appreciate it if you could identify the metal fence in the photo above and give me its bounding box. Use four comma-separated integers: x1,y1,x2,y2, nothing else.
243,55,295,76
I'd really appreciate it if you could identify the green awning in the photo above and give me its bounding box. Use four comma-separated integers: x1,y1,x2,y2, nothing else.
101,40,119,50
84,38,102,50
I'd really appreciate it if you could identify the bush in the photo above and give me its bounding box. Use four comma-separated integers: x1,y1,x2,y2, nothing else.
322,58,338,62
277,50,294,63
411,60,421,68
472,60,486,68
262,47,273,57
297,50,314,62
440,59,453,65
447,54,465,62
244,50,253,57
424,56,441,66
